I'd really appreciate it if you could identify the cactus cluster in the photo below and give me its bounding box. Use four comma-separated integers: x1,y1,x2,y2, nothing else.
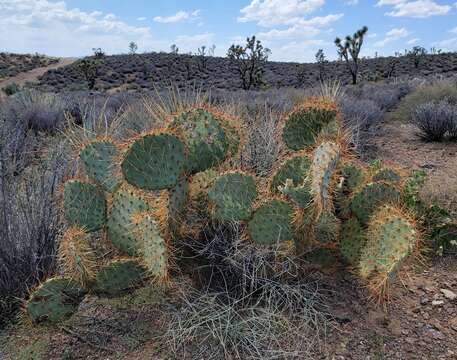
27,100,421,323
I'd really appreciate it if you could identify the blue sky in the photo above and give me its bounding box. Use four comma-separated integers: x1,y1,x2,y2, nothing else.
1,0,456,62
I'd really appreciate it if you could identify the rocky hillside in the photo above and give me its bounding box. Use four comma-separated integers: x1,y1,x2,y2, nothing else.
34,52,457,92
0,53,58,80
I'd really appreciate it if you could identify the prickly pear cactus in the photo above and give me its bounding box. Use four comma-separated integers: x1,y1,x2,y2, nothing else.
170,108,229,173
59,226,96,288
278,179,312,209
372,167,401,184
121,133,186,191
271,154,311,193
79,139,120,192
247,199,294,245
107,185,151,256
349,183,401,225
26,278,86,324
93,259,147,296
282,98,339,150
207,172,258,221
359,206,417,295
314,211,341,245
63,180,106,231
340,217,366,266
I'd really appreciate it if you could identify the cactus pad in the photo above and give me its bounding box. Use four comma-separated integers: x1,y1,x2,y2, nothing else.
26,278,85,323
134,215,169,281
349,183,401,225
207,172,257,221
359,206,417,283
282,106,338,150
340,218,366,266
170,109,229,173
79,140,120,192
247,199,294,245
121,133,186,190
107,187,150,256
341,163,364,192
271,154,311,193
63,180,106,231
93,259,147,296
314,211,341,244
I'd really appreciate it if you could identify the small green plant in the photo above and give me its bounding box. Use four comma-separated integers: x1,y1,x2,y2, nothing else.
2,82,20,96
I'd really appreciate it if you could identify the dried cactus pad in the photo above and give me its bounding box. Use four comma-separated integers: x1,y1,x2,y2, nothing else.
372,168,401,184
208,172,257,221
349,183,401,225
248,199,294,245
107,187,150,256
26,278,85,324
93,259,147,296
271,154,311,193
171,108,229,173
282,107,338,150
63,180,106,231
121,133,186,191
79,140,120,192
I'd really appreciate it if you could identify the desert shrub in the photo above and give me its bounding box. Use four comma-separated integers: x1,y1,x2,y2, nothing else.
393,81,457,122
6,90,67,133
339,95,384,154
2,83,20,96
410,100,457,141
345,82,411,111
0,143,68,327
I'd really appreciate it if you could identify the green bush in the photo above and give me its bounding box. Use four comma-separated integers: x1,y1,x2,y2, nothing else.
2,83,20,96
393,81,457,123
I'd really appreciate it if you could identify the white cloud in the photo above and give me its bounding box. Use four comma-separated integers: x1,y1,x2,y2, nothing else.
153,10,200,24
345,0,359,4
0,0,166,56
258,14,343,40
238,0,325,26
374,27,410,47
407,38,420,44
376,0,451,18
435,37,457,51
450,26,457,34
137,17,147,21
174,33,215,52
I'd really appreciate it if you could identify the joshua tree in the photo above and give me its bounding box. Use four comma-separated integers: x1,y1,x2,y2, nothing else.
92,48,105,59
129,42,138,55
77,58,102,90
227,35,271,90
196,46,208,71
170,44,179,55
408,46,427,69
334,26,368,85
209,44,216,56
315,49,328,82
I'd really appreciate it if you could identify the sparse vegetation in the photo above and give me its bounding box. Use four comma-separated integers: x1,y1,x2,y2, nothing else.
411,100,457,141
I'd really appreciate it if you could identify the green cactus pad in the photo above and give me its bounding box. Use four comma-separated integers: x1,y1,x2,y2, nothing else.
168,178,189,238
359,206,417,280
271,154,311,193
282,107,337,150
349,183,401,225
121,133,186,191
340,218,366,266
314,212,341,244
63,180,106,231
135,215,168,280
372,168,401,184
247,199,294,245
107,187,150,256
279,179,312,209
207,172,257,221
310,141,340,212
171,109,229,173
79,140,120,192
93,260,147,296
26,278,85,324
341,163,364,192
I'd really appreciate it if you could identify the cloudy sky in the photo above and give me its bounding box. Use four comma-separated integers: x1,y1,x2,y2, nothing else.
1,0,456,62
